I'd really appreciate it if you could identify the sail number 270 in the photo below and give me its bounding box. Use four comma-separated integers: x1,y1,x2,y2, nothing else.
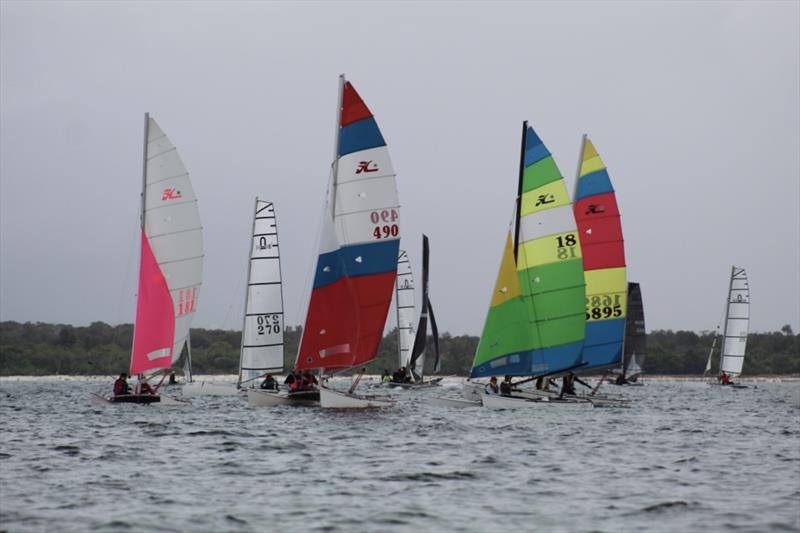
370,209,399,239
257,314,281,335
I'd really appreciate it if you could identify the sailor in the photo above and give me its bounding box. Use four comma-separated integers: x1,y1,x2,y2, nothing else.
561,373,577,396
391,368,405,383
485,376,499,395
302,370,318,389
381,370,391,383
284,370,299,390
168,372,177,385
134,374,155,395
113,373,130,396
260,374,278,390
500,375,513,396
719,372,731,385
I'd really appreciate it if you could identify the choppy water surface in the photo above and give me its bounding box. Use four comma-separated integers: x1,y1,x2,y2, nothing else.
1,378,798,532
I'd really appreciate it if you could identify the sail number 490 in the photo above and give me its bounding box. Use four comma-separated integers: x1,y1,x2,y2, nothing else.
257,314,281,335
370,209,399,239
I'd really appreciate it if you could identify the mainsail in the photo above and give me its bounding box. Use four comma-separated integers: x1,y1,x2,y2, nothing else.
622,282,646,380
131,114,203,375
295,76,400,372
471,123,586,378
395,250,415,369
408,234,439,381
238,199,285,386
719,266,750,377
573,135,627,372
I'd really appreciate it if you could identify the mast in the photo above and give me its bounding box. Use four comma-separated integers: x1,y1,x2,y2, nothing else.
330,74,345,219
237,197,260,387
513,121,527,260
140,113,149,229
185,332,193,383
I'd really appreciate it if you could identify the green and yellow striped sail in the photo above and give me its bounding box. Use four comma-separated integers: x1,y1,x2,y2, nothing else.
471,125,586,378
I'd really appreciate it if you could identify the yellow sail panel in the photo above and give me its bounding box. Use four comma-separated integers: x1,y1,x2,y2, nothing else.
584,267,627,322
491,232,522,306
520,180,571,217
517,230,582,271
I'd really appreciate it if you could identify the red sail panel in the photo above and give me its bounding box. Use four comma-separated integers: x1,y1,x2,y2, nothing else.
340,81,373,127
130,229,175,375
296,271,396,371
574,193,625,270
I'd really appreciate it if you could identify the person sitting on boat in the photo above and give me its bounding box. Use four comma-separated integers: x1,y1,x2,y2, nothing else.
719,372,732,385
113,373,130,396
381,369,391,383
561,374,577,396
485,376,499,395
260,374,278,390
284,370,299,390
134,374,155,395
301,370,318,390
500,375,514,396
535,376,549,391
391,368,406,384
168,372,177,385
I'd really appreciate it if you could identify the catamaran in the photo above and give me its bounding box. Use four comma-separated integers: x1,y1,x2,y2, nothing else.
469,122,590,409
705,266,750,387
389,235,442,388
189,199,286,397
277,75,400,409
92,113,202,406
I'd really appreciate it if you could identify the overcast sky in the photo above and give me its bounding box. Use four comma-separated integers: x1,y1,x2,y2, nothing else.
1,1,798,336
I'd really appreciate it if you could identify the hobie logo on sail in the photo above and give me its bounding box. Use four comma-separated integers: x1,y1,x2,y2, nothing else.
534,194,555,207
585,204,606,215
355,160,378,174
162,188,182,200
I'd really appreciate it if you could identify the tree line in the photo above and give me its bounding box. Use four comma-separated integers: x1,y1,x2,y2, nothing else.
0,320,797,376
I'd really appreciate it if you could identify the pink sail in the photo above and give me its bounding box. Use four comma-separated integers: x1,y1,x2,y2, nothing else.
131,229,175,374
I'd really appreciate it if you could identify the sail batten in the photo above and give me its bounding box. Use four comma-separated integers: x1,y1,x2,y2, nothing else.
719,266,749,377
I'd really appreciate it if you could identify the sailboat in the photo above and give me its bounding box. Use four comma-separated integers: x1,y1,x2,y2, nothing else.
188,199,285,397
92,113,202,406
394,249,415,372
705,266,750,387
470,122,590,409
609,282,647,385
286,75,401,409
389,235,442,388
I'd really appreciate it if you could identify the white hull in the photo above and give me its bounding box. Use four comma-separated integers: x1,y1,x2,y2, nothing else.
247,388,319,407
183,382,243,397
319,386,394,409
482,393,593,409
428,397,482,408
462,381,484,401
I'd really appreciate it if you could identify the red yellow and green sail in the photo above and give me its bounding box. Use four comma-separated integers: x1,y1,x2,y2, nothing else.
573,136,626,371
471,124,586,378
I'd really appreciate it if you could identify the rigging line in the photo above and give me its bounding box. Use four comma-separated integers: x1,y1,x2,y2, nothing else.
116,213,140,325
222,260,249,330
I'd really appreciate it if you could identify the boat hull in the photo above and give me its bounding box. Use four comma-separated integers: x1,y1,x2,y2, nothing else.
482,393,593,409
89,393,187,406
319,385,393,409
247,389,319,407
388,377,443,389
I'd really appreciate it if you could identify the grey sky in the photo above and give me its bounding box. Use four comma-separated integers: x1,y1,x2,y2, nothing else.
1,1,798,336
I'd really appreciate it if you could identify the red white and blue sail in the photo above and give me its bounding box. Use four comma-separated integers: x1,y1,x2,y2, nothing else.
296,77,400,372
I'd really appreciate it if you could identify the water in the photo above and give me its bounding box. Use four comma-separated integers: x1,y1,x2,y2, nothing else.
1,378,798,532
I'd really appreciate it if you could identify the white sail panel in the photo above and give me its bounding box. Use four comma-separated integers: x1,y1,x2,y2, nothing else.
395,250,415,368
720,266,749,377
239,200,284,383
336,146,395,184
518,204,578,242
144,117,202,366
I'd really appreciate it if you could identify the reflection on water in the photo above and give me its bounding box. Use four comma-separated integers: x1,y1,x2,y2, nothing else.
0,378,798,532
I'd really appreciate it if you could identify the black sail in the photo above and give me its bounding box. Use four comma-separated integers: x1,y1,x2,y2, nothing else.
623,282,647,380
408,235,430,381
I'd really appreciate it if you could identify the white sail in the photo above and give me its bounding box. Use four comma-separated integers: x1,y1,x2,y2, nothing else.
131,115,203,375
238,199,285,385
720,266,749,377
395,250,415,369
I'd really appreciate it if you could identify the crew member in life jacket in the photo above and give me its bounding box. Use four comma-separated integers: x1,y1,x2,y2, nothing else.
260,374,278,390
299,370,318,391
561,373,577,396
113,373,130,396
285,370,301,392
134,374,155,395
719,372,732,385
485,376,499,395
500,375,514,396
